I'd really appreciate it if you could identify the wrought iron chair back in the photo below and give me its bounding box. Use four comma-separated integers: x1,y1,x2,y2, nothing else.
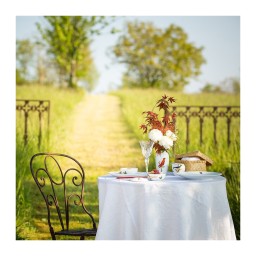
30,153,97,240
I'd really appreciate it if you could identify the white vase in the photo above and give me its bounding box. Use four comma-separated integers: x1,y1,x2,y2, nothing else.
155,151,169,174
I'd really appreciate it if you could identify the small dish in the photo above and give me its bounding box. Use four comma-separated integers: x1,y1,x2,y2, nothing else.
147,173,166,181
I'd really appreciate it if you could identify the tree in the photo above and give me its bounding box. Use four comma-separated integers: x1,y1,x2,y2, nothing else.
202,77,240,94
16,69,27,85
76,44,99,92
37,16,108,89
16,39,34,84
113,21,206,90
232,78,240,94
33,41,50,85
221,77,240,94
201,83,214,93
201,83,222,93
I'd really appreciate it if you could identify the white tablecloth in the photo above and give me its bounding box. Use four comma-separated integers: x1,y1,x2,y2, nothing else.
96,174,236,240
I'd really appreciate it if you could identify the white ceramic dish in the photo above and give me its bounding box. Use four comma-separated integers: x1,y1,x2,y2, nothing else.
172,163,186,175
176,171,222,180
147,173,166,181
119,167,138,174
108,171,147,178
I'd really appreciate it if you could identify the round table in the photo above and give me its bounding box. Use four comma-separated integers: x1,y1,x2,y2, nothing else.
96,174,236,240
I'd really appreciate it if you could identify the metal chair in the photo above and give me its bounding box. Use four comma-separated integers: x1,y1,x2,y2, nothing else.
30,153,97,240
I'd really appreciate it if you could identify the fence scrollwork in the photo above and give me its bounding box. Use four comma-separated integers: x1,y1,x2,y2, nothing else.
16,99,50,148
171,106,240,151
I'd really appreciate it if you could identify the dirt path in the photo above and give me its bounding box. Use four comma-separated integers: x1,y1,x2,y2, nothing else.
29,94,144,240
68,94,142,176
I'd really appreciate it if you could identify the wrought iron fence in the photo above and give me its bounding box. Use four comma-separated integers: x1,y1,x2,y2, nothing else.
171,106,240,152
16,99,50,148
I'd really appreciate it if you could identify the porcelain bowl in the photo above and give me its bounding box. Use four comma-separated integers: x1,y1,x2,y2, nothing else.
147,173,166,181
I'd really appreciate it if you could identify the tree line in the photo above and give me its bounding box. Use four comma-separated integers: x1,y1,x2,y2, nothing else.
16,16,239,93
16,16,109,91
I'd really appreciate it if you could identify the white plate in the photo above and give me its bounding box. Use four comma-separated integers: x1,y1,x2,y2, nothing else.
119,167,138,174
108,171,147,178
176,171,222,180
127,177,147,182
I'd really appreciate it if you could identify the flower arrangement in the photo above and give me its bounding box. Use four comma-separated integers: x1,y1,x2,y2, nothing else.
140,95,177,154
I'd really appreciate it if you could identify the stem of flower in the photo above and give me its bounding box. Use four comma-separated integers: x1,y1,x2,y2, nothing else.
151,102,158,112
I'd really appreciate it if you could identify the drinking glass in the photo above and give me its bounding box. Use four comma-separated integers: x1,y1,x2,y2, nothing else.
139,140,154,173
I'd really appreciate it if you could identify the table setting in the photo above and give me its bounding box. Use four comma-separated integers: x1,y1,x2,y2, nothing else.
96,95,236,240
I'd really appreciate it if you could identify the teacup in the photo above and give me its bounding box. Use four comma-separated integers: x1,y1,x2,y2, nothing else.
172,163,185,175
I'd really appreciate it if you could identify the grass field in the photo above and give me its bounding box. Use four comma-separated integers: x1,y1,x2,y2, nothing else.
16,85,85,239
112,89,240,165
16,86,240,240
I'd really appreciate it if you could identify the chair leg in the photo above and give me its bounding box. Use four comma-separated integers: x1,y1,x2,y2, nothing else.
80,236,85,240
50,227,56,240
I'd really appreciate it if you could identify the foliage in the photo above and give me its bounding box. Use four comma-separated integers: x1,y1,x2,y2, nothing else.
224,162,240,240
221,77,240,94
113,21,205,90
75,46,99,92
16,85,85,239
33,41,57,85
16,69,27,85
37,16,106,88
201,83,222,93
201,78,240,94
16,39,34,84
232,78,240,93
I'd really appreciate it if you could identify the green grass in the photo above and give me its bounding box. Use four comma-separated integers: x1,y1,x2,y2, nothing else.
16,85,85,239
112,88,240,239
16,86,240,240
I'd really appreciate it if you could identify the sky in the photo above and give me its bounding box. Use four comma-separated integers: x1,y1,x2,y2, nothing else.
16,16,240,93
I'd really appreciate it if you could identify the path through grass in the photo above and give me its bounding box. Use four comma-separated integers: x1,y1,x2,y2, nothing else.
27,94,143,239
68,94,142,173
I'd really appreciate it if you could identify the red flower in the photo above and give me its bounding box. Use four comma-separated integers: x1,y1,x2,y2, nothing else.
140,95,177,154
